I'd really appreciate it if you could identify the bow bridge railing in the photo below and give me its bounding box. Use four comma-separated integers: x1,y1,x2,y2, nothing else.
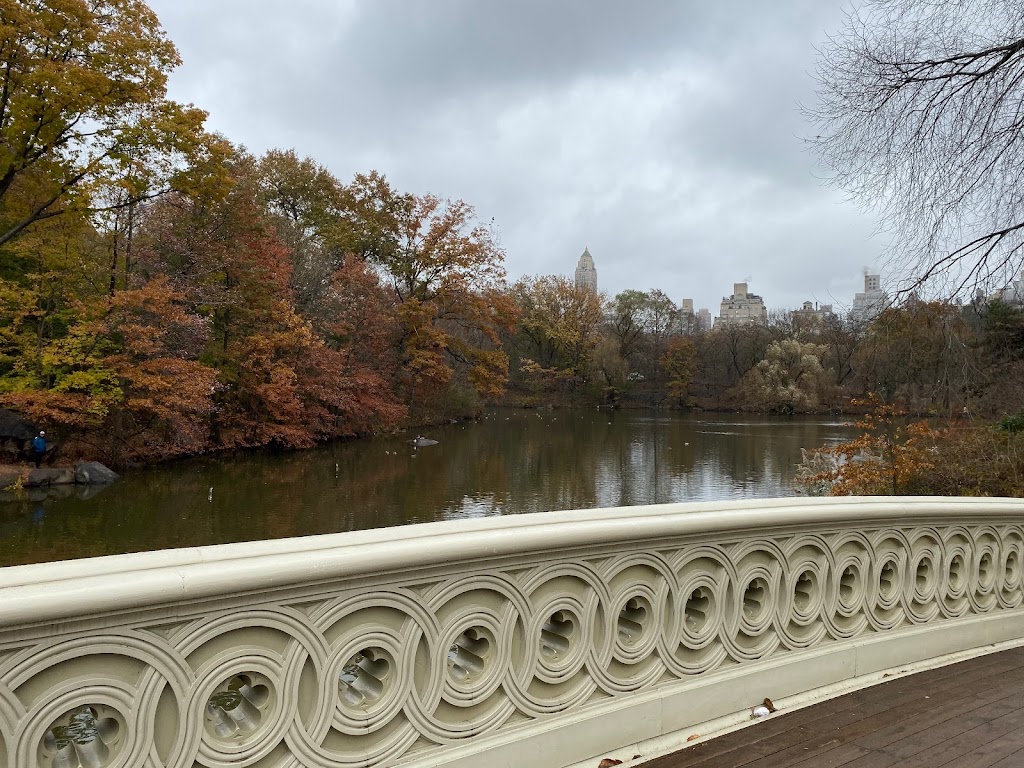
3,497,1024,768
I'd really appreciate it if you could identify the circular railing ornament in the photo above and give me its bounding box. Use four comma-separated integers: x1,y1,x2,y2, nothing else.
38,706,122,768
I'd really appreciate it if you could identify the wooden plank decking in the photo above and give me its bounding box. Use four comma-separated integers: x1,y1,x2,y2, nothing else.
644,646,1024,768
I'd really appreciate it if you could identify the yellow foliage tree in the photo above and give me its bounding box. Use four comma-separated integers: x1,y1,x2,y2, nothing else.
798,395,938,495
661,336,697,406
0,0,230,248
512,275,604,390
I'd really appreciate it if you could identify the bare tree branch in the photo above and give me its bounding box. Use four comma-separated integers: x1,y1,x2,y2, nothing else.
808,0,1024,300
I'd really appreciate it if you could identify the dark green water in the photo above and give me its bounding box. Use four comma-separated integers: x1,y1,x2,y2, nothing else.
0,409,857,566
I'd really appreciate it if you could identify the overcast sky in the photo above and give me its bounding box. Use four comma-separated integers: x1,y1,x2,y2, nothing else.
147,0,885,314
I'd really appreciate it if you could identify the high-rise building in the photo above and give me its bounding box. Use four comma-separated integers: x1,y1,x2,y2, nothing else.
574,247,598,294
679,298,696,333
792,301,833,321
851,273,889,325
994,270,1024,305
714,282,767,327
792,301,834,336
680,298,712,333
696,308,712,331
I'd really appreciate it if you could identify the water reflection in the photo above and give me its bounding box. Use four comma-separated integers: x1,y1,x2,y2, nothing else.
0,410,856,566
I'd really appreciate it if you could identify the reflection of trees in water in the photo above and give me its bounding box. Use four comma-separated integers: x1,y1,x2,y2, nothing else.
503,414,601,512
693,419,849,498
0,412,858,566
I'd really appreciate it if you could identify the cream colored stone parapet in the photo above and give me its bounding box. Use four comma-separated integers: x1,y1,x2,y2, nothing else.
3,497,1024,768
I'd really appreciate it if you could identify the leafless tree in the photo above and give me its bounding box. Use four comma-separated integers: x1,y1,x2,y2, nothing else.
809,0,1024,299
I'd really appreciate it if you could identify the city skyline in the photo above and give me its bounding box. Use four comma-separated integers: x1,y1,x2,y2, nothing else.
147,0,890,314
565,246,888,320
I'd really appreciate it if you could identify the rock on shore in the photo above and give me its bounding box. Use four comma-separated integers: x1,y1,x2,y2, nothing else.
0,461,120,488
74,461,120,485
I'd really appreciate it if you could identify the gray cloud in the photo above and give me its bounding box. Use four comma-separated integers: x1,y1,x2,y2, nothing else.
149,0,885,314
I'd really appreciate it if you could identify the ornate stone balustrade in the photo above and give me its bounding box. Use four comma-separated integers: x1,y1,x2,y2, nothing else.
3,497,1024,768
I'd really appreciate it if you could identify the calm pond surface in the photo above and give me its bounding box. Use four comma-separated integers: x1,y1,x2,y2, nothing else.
0,409,858,566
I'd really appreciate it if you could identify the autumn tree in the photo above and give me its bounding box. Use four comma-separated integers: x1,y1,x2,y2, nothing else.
374,195,516,414
661,336,697,406
691,323,773,405
605,290,648,365
798,397,940,496
136,153,408,449
0,0,230,253
602,288,680,384
340,171,414,264
255,149,348,312
973,299,1024,414
254,153,415,355
0,4,520,464
257,150,342,246
0,272,220,463
818,312,858,387
511,275,604,397
635,289,679,382
852,301,978,413
592,336,629,406
91,163,303,449
768,308,796,340
313,271,407,434
811,0,1024,296
0,207,109,381
92,278,217,461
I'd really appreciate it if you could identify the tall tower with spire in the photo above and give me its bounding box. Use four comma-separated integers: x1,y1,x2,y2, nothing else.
574,246,597,294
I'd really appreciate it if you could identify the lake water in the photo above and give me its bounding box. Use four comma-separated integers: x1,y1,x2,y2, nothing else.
0,409,858,566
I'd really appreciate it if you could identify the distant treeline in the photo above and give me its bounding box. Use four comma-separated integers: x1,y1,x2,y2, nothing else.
502,288,1024,422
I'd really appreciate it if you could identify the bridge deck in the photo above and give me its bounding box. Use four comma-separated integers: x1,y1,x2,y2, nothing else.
645,646,1024,768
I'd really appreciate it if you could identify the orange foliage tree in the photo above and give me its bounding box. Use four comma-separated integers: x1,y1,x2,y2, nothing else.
0,5,516,465
136,159,407,450
0,276,217,463
378,195,517,415
797,395,939,496
798,393,1024,497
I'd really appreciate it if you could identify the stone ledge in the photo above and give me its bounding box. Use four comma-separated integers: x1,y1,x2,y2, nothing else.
4,498,1024,768
0,461,119,488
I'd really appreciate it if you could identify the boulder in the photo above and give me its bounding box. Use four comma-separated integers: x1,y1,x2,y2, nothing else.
27,467,75,486
74,461,120,485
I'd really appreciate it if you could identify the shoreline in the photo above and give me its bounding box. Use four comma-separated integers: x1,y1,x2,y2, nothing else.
6,405,873,473
0,462,119,489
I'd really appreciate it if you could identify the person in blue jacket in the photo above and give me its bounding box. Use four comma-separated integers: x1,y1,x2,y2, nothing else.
32,431,46,467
